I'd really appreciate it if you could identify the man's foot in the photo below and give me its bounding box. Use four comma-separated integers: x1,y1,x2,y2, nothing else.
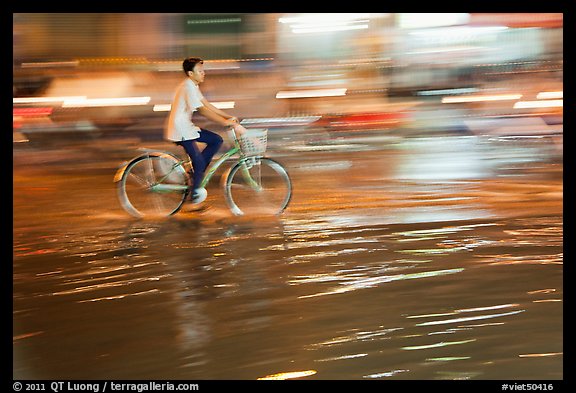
190,187,207,204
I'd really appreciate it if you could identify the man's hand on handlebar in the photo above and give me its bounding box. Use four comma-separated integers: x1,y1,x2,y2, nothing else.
224,117,240,127
232,122,247,136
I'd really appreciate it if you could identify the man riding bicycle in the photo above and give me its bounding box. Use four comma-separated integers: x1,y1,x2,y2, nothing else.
164,57,245,205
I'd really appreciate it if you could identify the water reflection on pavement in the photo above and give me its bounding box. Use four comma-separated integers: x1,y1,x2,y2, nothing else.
13,135,562,380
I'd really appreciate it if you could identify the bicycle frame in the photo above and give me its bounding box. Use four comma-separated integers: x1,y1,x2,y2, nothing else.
200,145,239,189
201,128,262,191
115,127,289,218
148,131,261,193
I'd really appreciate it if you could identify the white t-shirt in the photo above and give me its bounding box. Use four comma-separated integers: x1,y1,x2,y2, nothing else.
164,79,205,141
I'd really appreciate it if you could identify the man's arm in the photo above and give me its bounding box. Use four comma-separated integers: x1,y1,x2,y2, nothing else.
200,98,238,123
197,105,246,136
197,105,236,127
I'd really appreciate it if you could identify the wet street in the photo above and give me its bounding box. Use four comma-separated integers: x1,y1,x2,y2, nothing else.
13,131,563,380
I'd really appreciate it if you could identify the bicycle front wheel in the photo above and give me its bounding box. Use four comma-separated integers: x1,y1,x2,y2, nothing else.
117,153,189,218
224,157,292,216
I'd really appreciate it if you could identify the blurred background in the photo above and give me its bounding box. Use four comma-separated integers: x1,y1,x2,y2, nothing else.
13,14,564,380
13,13,563,149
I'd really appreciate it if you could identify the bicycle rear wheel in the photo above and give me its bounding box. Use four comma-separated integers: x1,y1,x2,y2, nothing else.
224,157,292,216
117,153,189,218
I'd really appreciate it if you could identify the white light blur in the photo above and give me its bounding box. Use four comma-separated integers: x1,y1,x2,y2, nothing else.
279,13,370,25
213,101,235,109
406,46,485,55
398,13,470,29
241,116,321,125
536,91,563,99
519,352,563,358
204,62,241,70
153,104,172,112
62,97,151,108
13,96,87,104
513,100,563,109
292,24,369,34
415,310,525,326
279,13,370,34
276,88,347,99
408,25,509,37
442,94,523,104
257,370,317,380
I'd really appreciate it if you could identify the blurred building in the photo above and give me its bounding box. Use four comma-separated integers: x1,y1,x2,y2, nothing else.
13,13,563,141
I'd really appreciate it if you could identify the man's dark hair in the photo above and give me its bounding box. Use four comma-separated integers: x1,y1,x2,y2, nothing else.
183,57,204,75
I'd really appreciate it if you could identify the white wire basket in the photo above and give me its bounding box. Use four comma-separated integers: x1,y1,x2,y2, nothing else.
238,128,268,156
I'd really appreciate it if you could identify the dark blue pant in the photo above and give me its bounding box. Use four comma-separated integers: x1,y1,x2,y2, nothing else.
176,129,223,196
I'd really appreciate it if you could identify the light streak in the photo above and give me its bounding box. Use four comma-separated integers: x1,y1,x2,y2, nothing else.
276,88,347,99
442,94,522,104
513,100,563,109
62,97,151,107
536,91,563,99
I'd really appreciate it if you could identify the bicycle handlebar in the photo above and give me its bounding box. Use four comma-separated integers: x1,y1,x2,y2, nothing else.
227,123,248,143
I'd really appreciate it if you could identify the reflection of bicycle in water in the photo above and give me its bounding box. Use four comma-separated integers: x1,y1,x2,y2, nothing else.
114,127,292,218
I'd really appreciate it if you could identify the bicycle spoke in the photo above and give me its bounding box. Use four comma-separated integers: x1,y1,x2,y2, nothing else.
145,156,156,181
229,183,253,191
117,144,291,218
127,172,153,189
117,154,188,218
225,158,291,216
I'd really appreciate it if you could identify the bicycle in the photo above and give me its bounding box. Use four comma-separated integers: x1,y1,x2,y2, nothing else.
114,127,292,218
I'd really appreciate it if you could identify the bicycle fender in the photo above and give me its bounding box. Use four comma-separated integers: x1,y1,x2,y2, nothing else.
113,162,129,183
